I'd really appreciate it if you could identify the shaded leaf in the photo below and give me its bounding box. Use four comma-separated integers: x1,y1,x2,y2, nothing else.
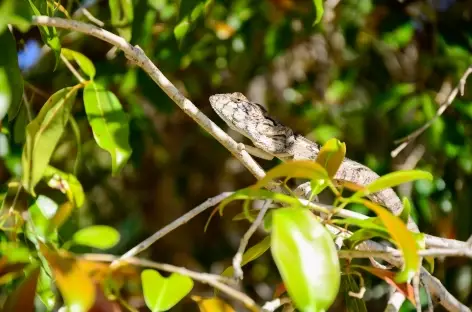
83,82,132,175
109,0,134,41
0,30,23,122
39,243,95,311
342,274,367,312
27,0,61,68
61,48,96,79
21,87,79,195
221,236,271,277
3,266,40,312
0,0,31,34
271,208,340,311
72,225,120,249
142,269,194,312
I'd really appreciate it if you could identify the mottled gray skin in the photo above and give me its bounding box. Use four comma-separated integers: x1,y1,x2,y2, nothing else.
209,92,419,232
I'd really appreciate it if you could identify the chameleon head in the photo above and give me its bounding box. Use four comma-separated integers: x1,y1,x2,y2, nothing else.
209,93,296,155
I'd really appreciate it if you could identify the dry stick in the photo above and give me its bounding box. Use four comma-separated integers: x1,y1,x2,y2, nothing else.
232,201,271,280
82,254,260,311
391,65,472,158
30,17,470,312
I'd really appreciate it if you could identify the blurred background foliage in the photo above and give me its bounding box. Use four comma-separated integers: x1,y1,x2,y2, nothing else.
2,0,472,310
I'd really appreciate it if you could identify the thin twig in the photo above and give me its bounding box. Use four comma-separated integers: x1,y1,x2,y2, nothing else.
233,200,271,280
112,192,233,266
82,253,260,311
60,53,85,82
392,65,472,158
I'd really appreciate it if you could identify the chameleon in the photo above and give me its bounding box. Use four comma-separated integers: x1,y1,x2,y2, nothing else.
209,92,419,232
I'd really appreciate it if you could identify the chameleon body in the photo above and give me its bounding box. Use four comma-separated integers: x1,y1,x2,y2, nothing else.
209,92,419,232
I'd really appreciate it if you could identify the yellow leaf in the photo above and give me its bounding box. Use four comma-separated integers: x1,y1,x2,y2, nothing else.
39,242,95,311
192,296,235,312
358,199,419,282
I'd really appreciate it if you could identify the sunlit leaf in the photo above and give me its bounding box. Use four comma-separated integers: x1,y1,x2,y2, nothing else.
312,0,324,25
316,138,346,178
72,225,120,249
39,243,95,311
142,269,194,312
48,202,73,232
252,160,329,190
21,86,79,195
2,266,40,312
271,208,340,311
192,296,235,312
61,48,96,79
0,30,23,122
43,166,85,208
353,170,433,199
28,195,59,241
221,236,271,277
83,82,132,175
356,199,419,282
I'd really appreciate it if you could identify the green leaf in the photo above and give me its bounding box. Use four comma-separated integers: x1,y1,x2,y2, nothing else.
43,166,85,208
271,208,340,311
72,225,120,249
13,104,28,143
174,0,212,42
313,0,324,25
0,30,24,122
316,138,346,178
353,170,433,199
141,269,194,312
27,0,61,68
252,160,329,190
221,236,271,277
83,82,132,175
61,48,96,79
21,86,79,195
344,228,392,249
0,0,32,34
109,0,134,41
205,188,304,232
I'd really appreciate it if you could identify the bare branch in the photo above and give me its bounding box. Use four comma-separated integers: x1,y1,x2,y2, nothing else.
233,200,271,280
82,253,260,311
392,65,472,158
